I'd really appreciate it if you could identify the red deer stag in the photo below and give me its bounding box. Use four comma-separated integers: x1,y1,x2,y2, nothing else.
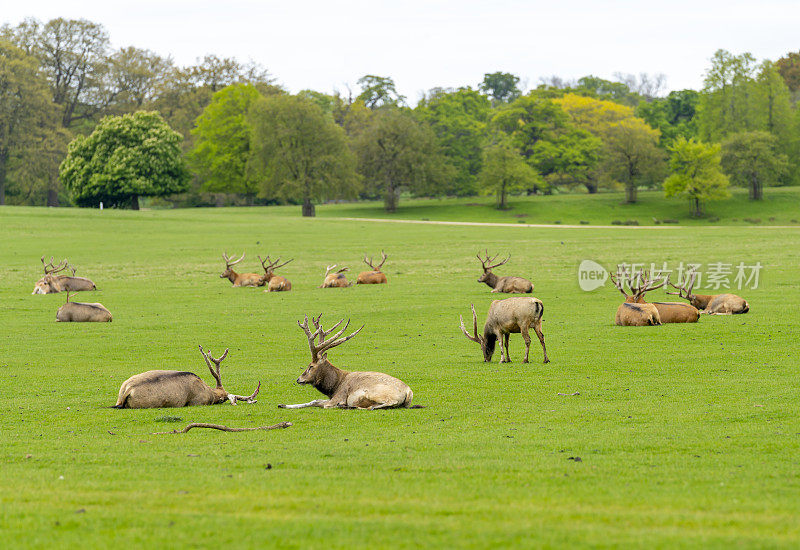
614,268,700,323
56,291,112,322
278,315,414,409
667,271,749,315
610,269,663,326
460,298,549,364
320,265,351,288
113,346,261,408
259,255,293,292
476,251,533,293
357,251,388,284
220,252,265,287
33,256,97,294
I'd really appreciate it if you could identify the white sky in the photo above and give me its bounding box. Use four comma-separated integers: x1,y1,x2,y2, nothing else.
3,1,798,103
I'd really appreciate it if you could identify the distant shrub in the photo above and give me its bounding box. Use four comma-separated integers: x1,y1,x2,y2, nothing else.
611,220,622,225
661,219,679,224
580,220,590,225
769,217,776,222
611,219,639,226
707,216,720,222
792,219,799,224
744,217,762,224
553,220,561,224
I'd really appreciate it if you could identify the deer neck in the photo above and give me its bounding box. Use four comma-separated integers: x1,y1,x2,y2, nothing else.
226,270,238,283
690,294,712,309
483,271,499,288
263,271,275,282
312,360,348,398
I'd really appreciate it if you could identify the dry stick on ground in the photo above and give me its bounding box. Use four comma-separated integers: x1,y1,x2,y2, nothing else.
557,391,580,396
153,421,293,435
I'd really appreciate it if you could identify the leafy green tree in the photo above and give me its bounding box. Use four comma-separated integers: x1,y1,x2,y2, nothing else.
664,137,730,216
574,75,641,106
697,50,760,141
479,136,542,209
721,131,788,200
635,90,699,146
479,72,521,105
7,127,72,207
775,51,800,94
108,46,173,112
415,87,491,195
247,94,358,216
60,111,190,208
0,40,55,205
356,75,405,109
603,119,665,203
353,107,453,212
189,83,261,204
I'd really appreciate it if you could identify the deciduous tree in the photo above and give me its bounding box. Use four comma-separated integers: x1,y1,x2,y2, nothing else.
664,137,730,216
721,131,788,200
479,136,542,209
479,72,521,105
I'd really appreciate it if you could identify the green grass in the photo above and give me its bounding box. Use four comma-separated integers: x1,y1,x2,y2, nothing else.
1,205,799,548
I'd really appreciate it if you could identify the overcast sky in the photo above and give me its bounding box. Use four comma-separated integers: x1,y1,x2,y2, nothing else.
4,1,798,103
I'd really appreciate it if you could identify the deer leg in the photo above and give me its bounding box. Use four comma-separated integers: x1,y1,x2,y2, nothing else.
533,321,549,364
521,324,532,363
278,399,327,409
501,333,511,363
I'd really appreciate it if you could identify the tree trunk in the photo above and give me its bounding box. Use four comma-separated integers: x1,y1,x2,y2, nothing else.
302,197,315,217
0,150,7,205
585,181,598,194
750,174,762,200
625,182,637,203
130,195,140,210
693,197,703,217
245,193,254,206
384,183,398,212
498,182,508,209
46,186,59,207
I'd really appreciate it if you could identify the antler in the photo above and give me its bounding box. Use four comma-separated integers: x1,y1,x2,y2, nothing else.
226,381,261,404
42,256,68,275
666,270,697,299
69,264,77,276
297,314,364,361
363,251,387,271
260,255,293,272
477,250,509,272
198,345,229,388
459,304,482,343
222,251,245,268
633,270,667,301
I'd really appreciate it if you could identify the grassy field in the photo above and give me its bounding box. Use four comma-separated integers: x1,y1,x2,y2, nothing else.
1,205,799,548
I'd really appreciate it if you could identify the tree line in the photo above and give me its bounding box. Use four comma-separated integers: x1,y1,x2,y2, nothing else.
2,17,800,216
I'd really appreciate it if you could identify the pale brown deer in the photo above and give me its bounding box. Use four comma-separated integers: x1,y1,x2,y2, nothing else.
113,346,261,409
33,256,97,294
667,271,749,315
56,291,113,322
476,251,533,293
610,269,663,326
220,252,265,287
459,298,549,364
259,255,293,292
320,265,352,288
357,251,388,284
278,315,414,409
613,268,700,323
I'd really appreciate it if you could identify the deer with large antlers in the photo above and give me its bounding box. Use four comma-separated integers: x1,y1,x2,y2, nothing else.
220,252,266,287
612,268,699,324
56,291,112,322
476,251,533,293
667,271,749,315
357,251,388,284
320,265,352,288
460,298,549,363
610,269,662,326
260,255,293,292
32,256,97,294
113,346,261,408
278,315,414,409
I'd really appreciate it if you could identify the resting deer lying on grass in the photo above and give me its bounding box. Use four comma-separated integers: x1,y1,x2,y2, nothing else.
320,265,351,288
260,255,293,291
220,252,265,287
476,251,533,293
278,315,414,409
33,256,97,294
611,269,663,326
460,298,549,364
613,269,699,324
357,251,388,284
56,291,112,322
667,271,749,315
113,346,260,408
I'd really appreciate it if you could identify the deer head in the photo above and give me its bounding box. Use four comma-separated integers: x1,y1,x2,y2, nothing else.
295,314,363,385
363,251,387,272
198,345,260,405
460,304,493,362
259,255,293,281
476,251,509,283
33,256,69,294
221,251,245,279
610,268,666,303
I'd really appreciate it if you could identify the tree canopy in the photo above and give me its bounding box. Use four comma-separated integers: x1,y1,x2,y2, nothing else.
664,137,730,216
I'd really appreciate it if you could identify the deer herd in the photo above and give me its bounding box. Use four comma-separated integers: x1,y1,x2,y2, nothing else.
29,248,750,411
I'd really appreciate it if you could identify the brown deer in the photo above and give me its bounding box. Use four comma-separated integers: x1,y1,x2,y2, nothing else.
667,271,749,315
113,346,261,409
220,252,265,287
33,256,97,294
56,291,113,322
476,251,533,293
610,269,663,326
278,315,414,409
320,265,352,288
357,251,388,284
613,269,700,323
459,298,549,364
259,255,293,292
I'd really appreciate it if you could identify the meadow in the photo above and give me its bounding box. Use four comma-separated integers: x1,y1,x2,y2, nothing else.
1,201,799,548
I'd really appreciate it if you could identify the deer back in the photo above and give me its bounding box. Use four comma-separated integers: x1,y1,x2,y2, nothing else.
357,271,387,284
337,370,414,409
705,294,749,314
615,302,661,326
56,302,113,322
493,275,534,293
651,302,700,323
114,370,221,408
486,297,543,333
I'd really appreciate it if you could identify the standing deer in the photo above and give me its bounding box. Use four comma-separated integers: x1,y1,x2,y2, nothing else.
113,346,261,408
278,315,414,409
667,271,749,314
613,269,699,324
459,298,549,364
476,251,533,293
320,265,352,288
33,256,97,294
56,291,113,322
357,251,388,284
220,252,265,287
259,255,293,292
610,269,663,326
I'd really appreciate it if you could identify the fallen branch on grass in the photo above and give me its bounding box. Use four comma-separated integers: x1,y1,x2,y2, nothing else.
557,391,580,396
153,421,293,435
